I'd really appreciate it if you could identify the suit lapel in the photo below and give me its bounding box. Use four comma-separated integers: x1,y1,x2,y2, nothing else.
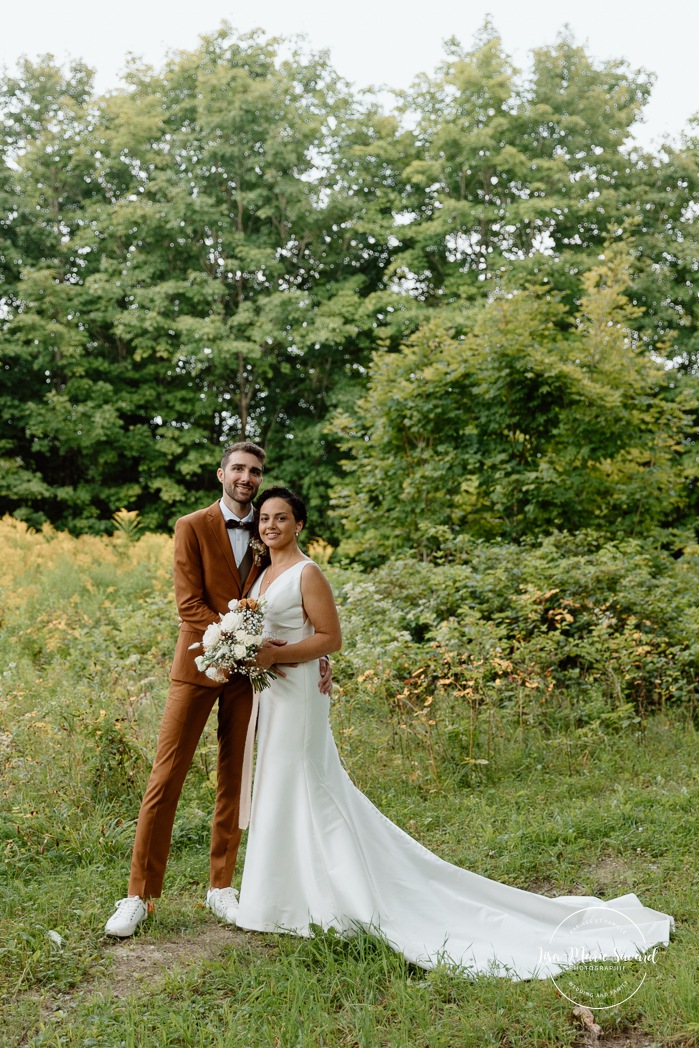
243,560,261,596
205,501,241,588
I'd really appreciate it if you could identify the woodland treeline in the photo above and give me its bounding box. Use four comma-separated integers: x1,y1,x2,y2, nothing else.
1,21,698,548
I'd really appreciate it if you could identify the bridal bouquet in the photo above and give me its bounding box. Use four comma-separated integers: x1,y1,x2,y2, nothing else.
189,597,276,692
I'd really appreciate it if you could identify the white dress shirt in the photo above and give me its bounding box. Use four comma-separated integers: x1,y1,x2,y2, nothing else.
219,500,254,567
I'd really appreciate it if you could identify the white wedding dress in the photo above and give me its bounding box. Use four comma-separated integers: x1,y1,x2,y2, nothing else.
236,560,672,979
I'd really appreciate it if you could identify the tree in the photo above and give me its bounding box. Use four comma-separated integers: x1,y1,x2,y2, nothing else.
331,243,698,563
0,33,391,531
389,27,653,307
0,56,114,531
1,25,698,539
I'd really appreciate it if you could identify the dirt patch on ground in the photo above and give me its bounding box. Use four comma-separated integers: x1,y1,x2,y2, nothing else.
567,1001,660,1048
573,1029,658,1048
583,855,636,893
527,855,636,898
100,923,246,998
29,923,251,1038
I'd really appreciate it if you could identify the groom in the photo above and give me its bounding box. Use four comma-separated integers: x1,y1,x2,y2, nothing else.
105,441,330,937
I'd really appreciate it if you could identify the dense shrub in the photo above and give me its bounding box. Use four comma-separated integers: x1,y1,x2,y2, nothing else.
332,531,699,776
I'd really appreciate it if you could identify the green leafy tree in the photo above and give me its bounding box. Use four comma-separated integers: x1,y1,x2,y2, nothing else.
391,24,699,372
0,57,114,530
331,243,698,563
0,35,377,530
391,26,652,305
1,25,698,539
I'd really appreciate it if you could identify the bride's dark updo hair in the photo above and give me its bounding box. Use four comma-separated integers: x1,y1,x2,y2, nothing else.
255,486,307,526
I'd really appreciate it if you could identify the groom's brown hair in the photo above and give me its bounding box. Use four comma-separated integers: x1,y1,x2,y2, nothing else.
220,441,266,469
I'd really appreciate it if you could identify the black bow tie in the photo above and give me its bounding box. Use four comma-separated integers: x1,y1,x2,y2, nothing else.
225,519,254,531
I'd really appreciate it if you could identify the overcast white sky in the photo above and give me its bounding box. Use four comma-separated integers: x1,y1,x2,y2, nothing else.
1,0,696,150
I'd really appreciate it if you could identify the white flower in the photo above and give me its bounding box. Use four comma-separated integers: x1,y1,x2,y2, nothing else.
220,611,244,632
202,622,222,648
206,665,227,682
193,602,266,681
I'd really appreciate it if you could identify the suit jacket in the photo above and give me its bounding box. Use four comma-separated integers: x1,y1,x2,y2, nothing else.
170,500,262,687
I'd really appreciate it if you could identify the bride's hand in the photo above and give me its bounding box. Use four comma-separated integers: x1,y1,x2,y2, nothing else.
256,638,291,675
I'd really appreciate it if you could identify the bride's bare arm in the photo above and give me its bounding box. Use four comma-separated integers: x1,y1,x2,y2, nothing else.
255,564,341,670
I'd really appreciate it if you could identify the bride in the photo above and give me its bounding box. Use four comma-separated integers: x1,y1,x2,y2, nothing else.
235,487,672,979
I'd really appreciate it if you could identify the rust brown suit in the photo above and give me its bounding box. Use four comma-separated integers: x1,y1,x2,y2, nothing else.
128,501,261,898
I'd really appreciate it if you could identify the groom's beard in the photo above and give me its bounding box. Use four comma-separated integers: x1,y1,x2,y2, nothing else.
223,481,255,512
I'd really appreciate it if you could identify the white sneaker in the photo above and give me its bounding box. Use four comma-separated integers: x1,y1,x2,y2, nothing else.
206,886,239,925
104,896,149,937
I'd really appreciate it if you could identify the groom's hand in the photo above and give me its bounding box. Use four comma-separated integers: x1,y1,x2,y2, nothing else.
318,657,333,697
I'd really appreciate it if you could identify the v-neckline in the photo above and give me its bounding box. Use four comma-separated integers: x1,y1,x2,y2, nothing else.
258,557,310,597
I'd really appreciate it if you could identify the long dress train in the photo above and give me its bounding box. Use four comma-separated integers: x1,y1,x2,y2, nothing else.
235,561,672,979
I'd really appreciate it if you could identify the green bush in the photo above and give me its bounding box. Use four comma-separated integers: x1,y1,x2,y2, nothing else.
331,532,699,778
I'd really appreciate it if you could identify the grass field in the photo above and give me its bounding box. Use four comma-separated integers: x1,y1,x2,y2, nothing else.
1,519,698,1047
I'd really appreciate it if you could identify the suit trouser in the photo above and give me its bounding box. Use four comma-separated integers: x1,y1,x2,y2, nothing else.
128,676,253,898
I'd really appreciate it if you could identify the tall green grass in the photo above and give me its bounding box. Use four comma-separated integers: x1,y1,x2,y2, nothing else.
1,519,698,1047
